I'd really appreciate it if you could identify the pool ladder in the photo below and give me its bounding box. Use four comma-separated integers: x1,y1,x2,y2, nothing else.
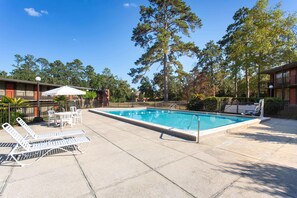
188,115,201,143
169,103,177,110
187,115,196,129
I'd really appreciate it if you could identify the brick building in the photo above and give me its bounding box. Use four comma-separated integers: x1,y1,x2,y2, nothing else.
262,62,297,105
0,77,110,106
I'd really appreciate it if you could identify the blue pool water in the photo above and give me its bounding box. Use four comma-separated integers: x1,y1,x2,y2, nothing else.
104,109,254,132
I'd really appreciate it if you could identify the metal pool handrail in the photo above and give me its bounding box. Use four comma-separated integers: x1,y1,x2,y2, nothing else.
187,114,196,129
196,116,200,143
187,114,201,143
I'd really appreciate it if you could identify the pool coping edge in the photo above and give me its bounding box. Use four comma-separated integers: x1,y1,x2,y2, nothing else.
89,107,270,141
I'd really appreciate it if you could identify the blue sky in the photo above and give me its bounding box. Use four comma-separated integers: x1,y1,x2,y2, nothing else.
0,0,296,86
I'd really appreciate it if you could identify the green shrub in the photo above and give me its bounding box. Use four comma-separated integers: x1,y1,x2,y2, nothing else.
264,97,283,115
0,110,25,126
218,97,232,112
82,91,97,107
187,94,205,111
203,97,218,112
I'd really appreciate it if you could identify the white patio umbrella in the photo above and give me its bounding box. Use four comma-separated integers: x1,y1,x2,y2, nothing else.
42,86,86,96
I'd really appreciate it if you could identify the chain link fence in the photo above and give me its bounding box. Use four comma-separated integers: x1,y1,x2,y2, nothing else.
108,101,188,110
0,99,103,126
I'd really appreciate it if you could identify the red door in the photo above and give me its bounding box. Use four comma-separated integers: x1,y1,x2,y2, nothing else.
5,83,15,98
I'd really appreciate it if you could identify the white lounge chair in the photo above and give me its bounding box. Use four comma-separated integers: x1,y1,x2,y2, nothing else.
2,122,90,167
16,117,85,140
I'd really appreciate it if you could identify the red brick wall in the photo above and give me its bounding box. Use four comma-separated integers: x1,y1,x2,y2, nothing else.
290,88,296,105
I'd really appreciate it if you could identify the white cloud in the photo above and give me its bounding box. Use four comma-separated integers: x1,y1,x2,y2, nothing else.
123,3,137,8
24,8,49,17
24,8,41,17
40,10,48,15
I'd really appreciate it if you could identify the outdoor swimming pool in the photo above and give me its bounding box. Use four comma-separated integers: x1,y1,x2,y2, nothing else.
103,109,254,132
91,108,260,140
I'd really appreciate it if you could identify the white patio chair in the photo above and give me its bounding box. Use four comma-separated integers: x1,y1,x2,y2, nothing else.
60,112,74,129
73,109,82,124
2,123,90,167
70,106,77,113
16,117,85,140
47,110,56,127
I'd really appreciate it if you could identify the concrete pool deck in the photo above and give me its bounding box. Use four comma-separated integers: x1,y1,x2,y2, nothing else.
0,109,296,197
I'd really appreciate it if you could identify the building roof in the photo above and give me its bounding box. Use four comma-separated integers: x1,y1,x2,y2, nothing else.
261,62,297,74
0,77,94,90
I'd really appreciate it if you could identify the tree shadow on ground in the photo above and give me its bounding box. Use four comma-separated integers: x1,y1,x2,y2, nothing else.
230,131,296,144
0,142,17,148
246,119,297,135
219,162,297,197
246,125,297,135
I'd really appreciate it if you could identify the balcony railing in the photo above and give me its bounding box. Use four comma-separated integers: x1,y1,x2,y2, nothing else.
13,95,53,101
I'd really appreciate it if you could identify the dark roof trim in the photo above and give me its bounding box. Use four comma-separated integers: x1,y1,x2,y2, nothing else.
261,62,297,74
0,77,62,87
0,77,95,90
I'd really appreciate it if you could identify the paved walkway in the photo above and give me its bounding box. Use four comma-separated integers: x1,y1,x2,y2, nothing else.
0,109,296,198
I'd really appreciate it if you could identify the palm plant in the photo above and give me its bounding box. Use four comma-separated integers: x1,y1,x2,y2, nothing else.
0,96,29,107
53,95,69,111
82,91,97,108
0,96,29,125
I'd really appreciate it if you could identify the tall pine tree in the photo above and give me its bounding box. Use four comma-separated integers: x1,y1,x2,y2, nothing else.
129,0,202,101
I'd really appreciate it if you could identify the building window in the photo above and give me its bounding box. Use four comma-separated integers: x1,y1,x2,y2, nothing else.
26,85,34,97
284,88,290,101
276,89,282,99
16,83,26,97
0,82,5,96
276,71,289,85
275,88,290,101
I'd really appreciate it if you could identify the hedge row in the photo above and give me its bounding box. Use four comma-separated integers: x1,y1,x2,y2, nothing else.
187,94,284,115
187,94,229,112
264,97,283,115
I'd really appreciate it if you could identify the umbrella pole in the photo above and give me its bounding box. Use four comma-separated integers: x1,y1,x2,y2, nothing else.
65,97,67,111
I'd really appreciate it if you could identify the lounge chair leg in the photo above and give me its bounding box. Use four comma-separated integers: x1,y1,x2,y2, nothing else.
76,143,89,154
10,154,26,167
6,146,87,167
